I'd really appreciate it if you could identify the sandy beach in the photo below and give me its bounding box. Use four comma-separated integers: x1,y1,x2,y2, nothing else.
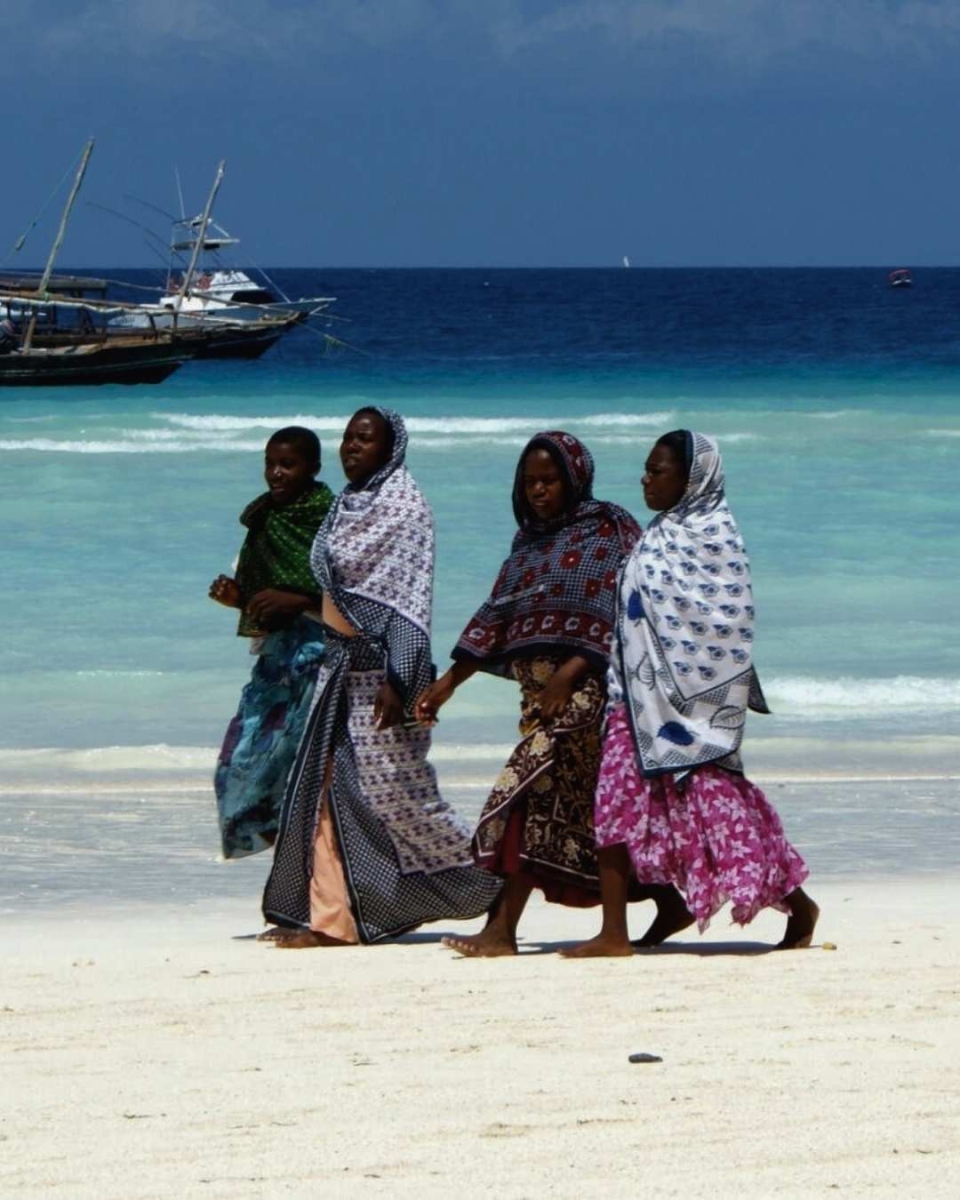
2,878,958,1199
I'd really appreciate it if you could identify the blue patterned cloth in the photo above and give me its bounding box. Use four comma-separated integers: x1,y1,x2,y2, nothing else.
613,432,769,778
214,617,325,859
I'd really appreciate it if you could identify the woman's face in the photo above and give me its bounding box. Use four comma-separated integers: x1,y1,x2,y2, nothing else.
522,448,566,521
340,412,391,486
264,440,317,507
642,443,688,512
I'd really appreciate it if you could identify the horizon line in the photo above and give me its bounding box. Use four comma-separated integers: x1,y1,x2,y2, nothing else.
22,262,960,272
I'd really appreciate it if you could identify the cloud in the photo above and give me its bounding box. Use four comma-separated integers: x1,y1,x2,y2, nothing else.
488,0,960,69
4,0,960,84
1,0,450,65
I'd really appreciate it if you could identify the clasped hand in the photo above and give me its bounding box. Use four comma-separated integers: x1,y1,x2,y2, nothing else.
414,674,455,726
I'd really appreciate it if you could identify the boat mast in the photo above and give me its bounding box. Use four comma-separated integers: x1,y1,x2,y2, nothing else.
22,138,95,351
173,160,225,313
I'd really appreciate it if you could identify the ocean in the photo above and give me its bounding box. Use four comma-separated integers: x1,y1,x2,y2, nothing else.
2,268,959,908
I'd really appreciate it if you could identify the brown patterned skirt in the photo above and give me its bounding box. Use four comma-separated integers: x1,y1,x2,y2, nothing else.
473,656,604,906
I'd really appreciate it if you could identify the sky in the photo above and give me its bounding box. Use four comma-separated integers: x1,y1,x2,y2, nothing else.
3,0,960,267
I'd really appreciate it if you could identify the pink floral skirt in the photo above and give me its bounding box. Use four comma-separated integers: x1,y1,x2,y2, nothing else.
595,705,808,929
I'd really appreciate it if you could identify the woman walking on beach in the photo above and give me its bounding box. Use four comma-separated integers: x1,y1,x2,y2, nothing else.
209,427,334,860
564,430,818,957
261,407,501,947
417,431,680,957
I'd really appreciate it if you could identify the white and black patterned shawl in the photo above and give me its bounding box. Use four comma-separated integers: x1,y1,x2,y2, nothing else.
613,431,769,778
310,408,435,708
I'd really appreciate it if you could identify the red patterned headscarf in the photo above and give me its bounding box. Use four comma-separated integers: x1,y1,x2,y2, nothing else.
453,431,641,673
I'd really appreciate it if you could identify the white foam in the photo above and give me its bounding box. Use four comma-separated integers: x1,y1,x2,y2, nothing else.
766,675,960,718
0,744,216,775
153,411,677,436
0,438,265,454
74,670,167,678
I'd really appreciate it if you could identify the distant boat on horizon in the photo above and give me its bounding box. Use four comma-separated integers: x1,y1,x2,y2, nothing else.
888,268,911,288
622,255,630,268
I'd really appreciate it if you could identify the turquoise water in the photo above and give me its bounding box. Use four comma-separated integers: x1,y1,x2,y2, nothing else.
2,269,959,779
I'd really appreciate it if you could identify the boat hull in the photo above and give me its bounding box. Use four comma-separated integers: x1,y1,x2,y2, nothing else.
0,342,189,386
30,316,295,363
106,311,302,359
184,321,290,360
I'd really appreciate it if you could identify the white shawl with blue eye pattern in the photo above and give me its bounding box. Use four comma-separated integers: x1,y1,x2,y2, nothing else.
610,432,768,778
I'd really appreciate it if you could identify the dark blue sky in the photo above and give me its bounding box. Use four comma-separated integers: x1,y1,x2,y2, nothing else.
4,0,960,267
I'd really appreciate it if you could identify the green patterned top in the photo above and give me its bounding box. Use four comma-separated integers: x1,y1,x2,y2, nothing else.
235,482,335,636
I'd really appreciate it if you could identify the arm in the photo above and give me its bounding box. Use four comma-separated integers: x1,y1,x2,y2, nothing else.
245,587,321,629
414,657,480,725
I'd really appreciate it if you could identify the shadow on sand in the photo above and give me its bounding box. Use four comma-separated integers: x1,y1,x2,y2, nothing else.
516,938,780,957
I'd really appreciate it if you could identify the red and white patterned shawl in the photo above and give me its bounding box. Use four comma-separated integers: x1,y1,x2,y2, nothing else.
453,430,641,674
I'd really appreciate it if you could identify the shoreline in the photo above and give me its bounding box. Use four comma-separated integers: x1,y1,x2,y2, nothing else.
2,739,959,792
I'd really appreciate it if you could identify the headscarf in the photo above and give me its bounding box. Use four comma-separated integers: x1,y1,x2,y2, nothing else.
310,408,436,705
613,431,769,778
453,431,641,673
235,481,334,636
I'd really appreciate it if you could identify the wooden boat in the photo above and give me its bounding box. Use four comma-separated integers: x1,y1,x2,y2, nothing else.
3,148,320,378
12,302,301,361
0,335,191,386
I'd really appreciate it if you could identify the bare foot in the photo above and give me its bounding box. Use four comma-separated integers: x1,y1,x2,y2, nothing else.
633,890,696,948
272,930,352,949
441,930,517,958
256,925,291,942
560,933,635,958
777,891,820,949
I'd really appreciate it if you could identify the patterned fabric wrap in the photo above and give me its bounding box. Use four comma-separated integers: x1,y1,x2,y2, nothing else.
473,656,605,897
612,431,769,778
235,482,334,636
310,408,435,707
453,431,641,673
595,703,808,928
214,617,325,859
262,632,502,942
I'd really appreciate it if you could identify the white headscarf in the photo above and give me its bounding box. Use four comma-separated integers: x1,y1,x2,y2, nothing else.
613,431,768,777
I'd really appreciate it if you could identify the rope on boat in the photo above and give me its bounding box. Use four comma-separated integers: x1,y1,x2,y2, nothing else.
2,150,88,265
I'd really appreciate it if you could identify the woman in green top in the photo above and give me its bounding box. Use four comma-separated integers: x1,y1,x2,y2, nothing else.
209,426,334,859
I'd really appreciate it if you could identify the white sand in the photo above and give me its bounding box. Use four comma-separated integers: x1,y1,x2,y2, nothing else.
2,880,958,1199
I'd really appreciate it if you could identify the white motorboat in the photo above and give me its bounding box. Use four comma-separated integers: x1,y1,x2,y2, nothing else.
112,170,335,333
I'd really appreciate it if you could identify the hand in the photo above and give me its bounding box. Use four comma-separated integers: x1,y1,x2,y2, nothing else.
414,673,456,726
245,588,309,629
209,575,242,608
538,672,574,723
374,680,404,731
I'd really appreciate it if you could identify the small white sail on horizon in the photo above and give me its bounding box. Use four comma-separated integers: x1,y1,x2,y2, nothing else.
622,255,630,268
